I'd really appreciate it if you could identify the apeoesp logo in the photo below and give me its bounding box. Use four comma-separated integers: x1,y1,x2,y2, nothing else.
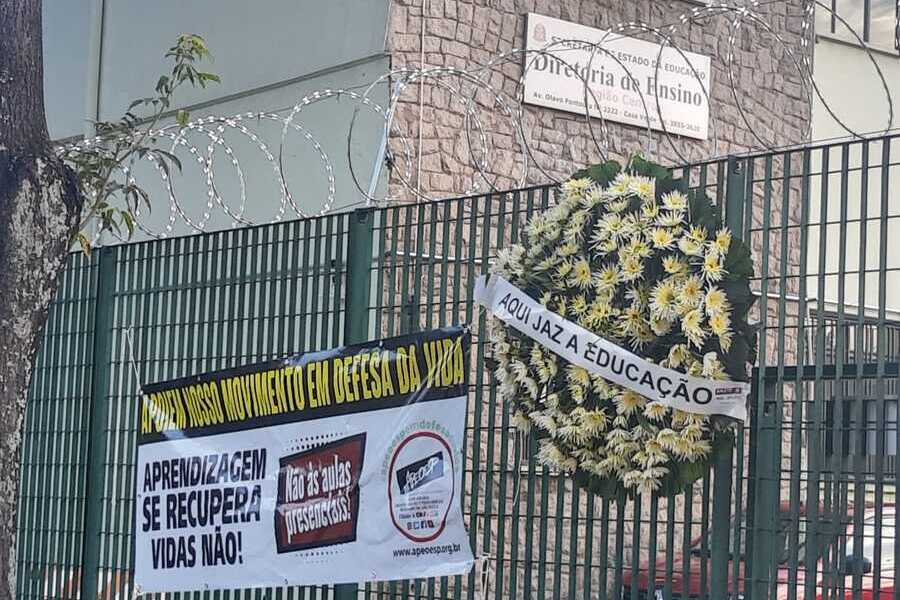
396,451,444,495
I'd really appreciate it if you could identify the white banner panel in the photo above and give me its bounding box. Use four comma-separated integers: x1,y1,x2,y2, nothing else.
134,328,474,592
524,13,712,140
475,275,749,422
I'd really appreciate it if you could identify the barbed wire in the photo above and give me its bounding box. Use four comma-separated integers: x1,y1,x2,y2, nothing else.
59,0,898,240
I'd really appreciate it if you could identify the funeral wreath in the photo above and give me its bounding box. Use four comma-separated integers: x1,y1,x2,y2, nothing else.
486,157,757,498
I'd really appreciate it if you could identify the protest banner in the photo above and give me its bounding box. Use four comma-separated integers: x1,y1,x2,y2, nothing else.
474,275,749,422
134,327,474,592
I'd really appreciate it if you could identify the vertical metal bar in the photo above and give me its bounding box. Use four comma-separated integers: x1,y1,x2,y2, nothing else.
629,494,642,600
551,474,565,599
612,496,625,599
597,498,610,600
645,495,658,600
751,155,779,600
80,246,117,600
874,139,892,600
805,146,831,600
830,143,852,600
333,208,375,600
567,479,580,599
492,194,511,600
664,497,676,600
710,156,745,598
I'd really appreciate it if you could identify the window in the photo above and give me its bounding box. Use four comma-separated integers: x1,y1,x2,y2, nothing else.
817,0,900,53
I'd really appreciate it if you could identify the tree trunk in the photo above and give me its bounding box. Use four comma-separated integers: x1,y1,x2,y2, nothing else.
0,2,83,599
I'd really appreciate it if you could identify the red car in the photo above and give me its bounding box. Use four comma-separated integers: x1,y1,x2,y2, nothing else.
623,505,895,599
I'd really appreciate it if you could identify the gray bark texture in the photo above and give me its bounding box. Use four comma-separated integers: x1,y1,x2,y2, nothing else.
0,1,83,599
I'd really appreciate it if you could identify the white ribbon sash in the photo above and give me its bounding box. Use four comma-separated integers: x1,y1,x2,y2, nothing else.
474,274,749,422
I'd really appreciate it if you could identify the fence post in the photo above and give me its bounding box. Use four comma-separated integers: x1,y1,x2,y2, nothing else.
336,207,375,599
80,246,117,600
709,157,746,598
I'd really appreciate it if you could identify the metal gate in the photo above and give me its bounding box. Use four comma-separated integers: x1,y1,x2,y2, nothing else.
16,134,900,600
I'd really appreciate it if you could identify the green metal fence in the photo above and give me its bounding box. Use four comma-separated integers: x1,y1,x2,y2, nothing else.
16,135,900,600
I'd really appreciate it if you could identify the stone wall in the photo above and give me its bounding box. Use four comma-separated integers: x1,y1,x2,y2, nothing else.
384,0,812,201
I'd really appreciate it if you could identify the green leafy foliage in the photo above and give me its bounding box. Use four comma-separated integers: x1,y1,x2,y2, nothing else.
63,34,219,253
570,161,621,187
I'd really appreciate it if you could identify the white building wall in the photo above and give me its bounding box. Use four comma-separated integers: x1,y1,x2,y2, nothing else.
43,0,392,239
810,36,900,317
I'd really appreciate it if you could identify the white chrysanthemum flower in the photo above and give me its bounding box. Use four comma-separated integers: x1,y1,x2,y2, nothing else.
557,423,589,444
537,440,577,472
495,246,525,276
578,409,609,436
702,352,727,379
667,344,692,368
597,213,625,240
583,188,605,208
628,175,655,200
615,390,646,415
644,402,669,421
608,199,630,213
678,275,704,309
499,380,518,401
712,227,732,255
718,328,734,352
582,299,614,329
561,177,594,198
662,190,688,211
702,252,726,282
599,453,628,476
544,392,560,409
705,286,730,316
650,227,676,249
529,345,545,366
678,236,704,257
598,239,618,254
650,316,673,336
570,294,588,316
607,172,632,196
556,242,579,260
681,308,707,349
687,226,708,244
662,255,689,276
567,365,591,388
622,238,652,259
533,256,558,273
621,256,644,282
642,201,660,219
650,280,679,320
595,265,621,292
592,375,616,398
657,210,685,227
555,260,573,281
570,259,594,289
529,411,558,435
510,360,528,382
688,360,704,377
619,306,644,339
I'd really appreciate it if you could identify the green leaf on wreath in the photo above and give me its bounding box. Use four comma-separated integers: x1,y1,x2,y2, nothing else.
570,161,621,187
724,239,754,281
687,192,722,233
629,155,673,183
